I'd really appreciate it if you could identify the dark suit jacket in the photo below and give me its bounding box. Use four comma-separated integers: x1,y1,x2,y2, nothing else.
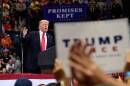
23,31,55,73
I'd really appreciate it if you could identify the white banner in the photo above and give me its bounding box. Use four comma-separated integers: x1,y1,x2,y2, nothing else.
0,79,56,86
55,18,130,77
0,74,56,86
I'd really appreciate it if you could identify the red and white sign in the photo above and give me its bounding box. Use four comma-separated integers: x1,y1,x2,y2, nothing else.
0,74,56,86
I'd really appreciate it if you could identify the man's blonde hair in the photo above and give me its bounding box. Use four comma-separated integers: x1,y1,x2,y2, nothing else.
39,20,49,24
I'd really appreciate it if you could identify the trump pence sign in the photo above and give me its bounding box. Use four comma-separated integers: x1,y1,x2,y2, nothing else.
55,18,130,77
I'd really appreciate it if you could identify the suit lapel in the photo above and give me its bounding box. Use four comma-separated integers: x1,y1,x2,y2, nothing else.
46,33,48,48
37,32,41,51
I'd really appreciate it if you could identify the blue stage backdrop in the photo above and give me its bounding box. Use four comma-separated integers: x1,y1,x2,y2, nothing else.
42,4,88,22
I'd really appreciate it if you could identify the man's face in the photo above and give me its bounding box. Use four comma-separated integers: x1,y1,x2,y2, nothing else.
39,20,49,32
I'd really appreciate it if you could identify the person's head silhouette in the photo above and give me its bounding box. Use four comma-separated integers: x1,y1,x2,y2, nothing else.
14,78,32,86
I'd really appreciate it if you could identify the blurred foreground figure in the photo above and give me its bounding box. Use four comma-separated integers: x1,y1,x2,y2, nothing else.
54,40,130,86
69,41,128,86
14,78,32,86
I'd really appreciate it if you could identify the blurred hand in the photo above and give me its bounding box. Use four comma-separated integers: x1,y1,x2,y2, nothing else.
69,41,107,85
53,59,67,82
69,41,128,86
124,50,130,71
53,59,64,73
125,50,130,64
22,27,28,38
115,76,123,82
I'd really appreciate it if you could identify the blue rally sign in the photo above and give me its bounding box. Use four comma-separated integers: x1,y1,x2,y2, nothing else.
42,4,88,22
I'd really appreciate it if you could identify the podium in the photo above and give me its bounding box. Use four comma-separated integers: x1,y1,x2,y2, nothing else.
38,46,56,74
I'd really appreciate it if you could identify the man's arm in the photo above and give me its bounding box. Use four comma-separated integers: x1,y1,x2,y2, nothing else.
22,27,28,38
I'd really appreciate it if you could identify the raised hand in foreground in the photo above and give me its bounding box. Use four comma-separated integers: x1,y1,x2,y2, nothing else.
69,41,127,86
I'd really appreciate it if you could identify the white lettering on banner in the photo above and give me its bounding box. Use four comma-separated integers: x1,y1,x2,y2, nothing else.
57,14,73,18
48,8,83,14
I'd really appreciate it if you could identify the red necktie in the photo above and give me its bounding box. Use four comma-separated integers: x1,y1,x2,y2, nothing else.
41,33,45,52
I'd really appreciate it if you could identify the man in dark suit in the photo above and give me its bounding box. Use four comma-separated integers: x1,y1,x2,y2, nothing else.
22,20,55,73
